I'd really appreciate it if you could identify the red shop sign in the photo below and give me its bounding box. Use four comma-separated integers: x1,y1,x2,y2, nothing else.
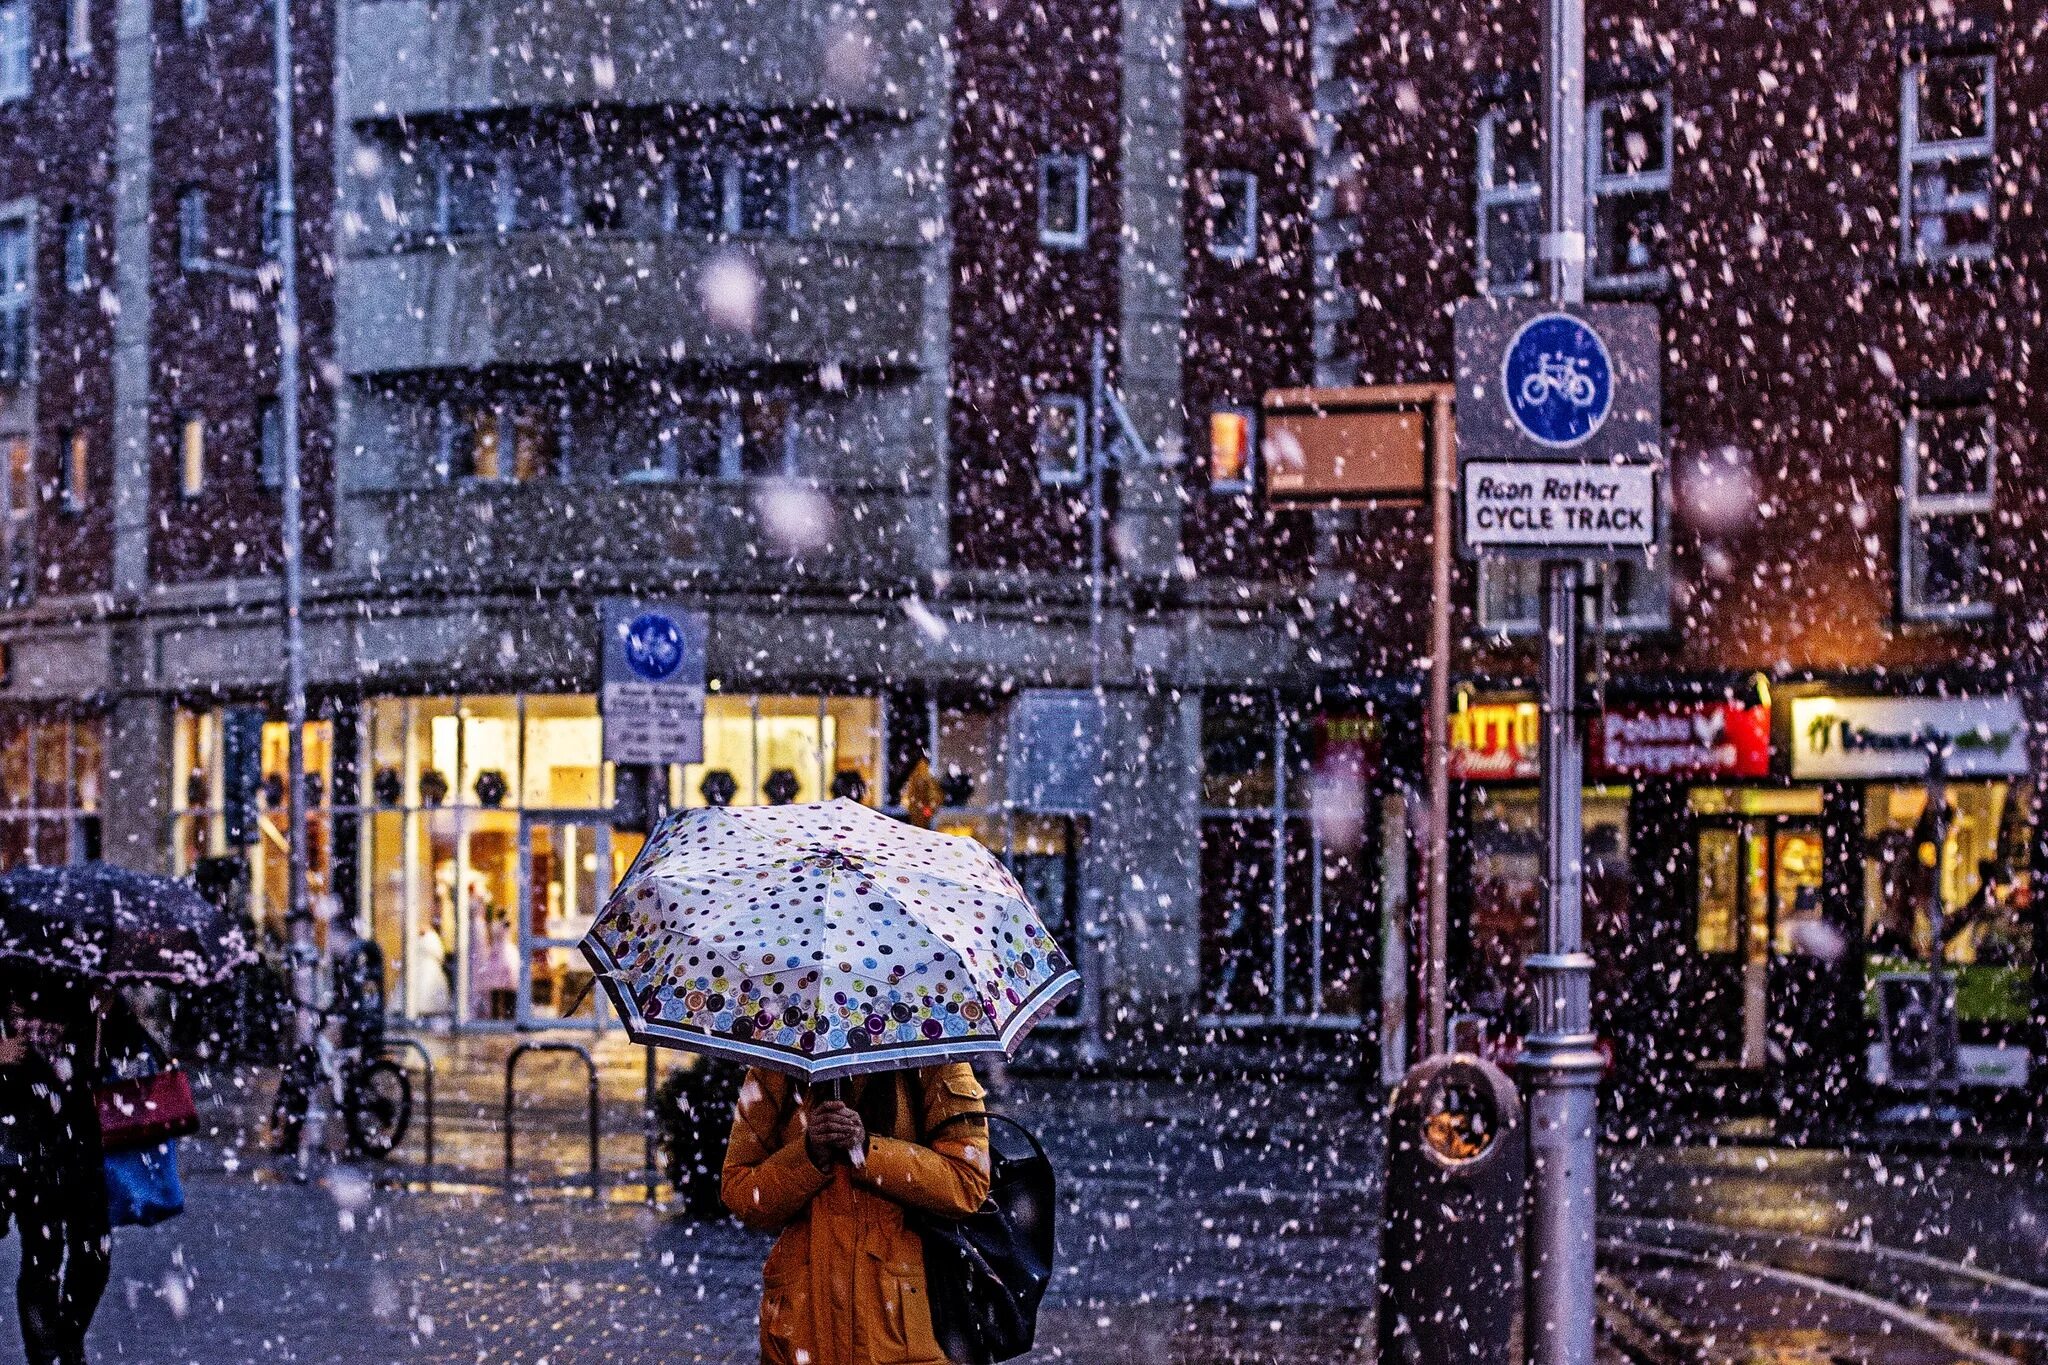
1590,701,1771,780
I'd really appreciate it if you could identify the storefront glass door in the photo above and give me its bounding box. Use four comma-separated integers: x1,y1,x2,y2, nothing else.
1695,818,1825,1068
517,817,630,1027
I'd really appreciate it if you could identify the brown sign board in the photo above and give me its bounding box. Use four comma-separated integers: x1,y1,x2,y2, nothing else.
1261,385,1446,505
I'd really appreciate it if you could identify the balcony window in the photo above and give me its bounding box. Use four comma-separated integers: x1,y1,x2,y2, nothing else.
180,415,205,497
507,152,566,234
1901,55,1994,266
1037,154,1089,250
738,395,790,477
0,0,28,101
733,155,794,235
1587,89,1672,290
442,150,504,237
1034,394,1086,487
177,187,208,270
257,399,282,490
1207,408,1254,492
1475,109,1540,296
63,429,87,511
63,210,89,292
4,435,31,525
1900,403,1995,621
1205,171,1258,262
0,219,28,383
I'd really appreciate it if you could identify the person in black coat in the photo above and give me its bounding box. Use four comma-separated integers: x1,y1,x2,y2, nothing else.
0,969,110,1365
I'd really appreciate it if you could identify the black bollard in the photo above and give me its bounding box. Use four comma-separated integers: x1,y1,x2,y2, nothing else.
1378,1054,1525,1365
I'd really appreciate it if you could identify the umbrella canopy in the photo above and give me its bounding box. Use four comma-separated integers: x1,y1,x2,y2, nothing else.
581,799,1081,1080
0,862,254,984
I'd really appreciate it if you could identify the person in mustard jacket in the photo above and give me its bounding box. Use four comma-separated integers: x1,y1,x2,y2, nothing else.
723,1062,992,1365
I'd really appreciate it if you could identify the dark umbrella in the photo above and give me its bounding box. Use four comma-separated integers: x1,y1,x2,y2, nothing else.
0,862,254,984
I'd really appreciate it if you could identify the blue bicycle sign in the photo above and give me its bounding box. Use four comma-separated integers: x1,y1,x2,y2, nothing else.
1501,312,1613,448
621,612,686,682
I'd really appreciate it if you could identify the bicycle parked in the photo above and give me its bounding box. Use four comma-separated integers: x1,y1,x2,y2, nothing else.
268,924,412,1159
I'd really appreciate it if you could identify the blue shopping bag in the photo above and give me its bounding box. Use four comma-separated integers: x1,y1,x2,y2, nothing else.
105,1141,184,1228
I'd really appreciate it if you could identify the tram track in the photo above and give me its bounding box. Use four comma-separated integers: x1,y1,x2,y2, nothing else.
1597,1214,2048,1363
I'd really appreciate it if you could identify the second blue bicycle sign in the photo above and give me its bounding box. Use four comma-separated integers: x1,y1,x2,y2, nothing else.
1501,312,1613,448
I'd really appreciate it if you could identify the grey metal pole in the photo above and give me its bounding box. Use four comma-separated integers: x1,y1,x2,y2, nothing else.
1424,389,1454,1059
1074,332,1109,1065
1523,0,1602,1358
272,0,314,1036
1923,745,1950,1109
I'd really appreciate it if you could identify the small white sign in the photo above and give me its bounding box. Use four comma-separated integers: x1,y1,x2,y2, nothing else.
1461,461,1657,550
601,601,708,766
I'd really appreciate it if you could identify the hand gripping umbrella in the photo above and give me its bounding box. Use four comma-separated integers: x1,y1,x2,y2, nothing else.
580,799,1081,1081
0,862,254,984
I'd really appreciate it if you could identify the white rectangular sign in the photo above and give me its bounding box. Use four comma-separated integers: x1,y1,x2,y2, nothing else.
1461,461,1657,550
1789,695,2030,780
600,601,708,766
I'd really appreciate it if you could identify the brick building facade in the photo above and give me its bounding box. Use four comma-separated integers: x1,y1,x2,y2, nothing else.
4,0,2039,1108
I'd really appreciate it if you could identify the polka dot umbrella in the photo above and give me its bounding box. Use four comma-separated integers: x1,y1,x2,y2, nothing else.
579,798,1081,1081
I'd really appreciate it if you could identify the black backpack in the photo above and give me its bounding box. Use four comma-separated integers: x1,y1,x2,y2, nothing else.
911,1109,1057,1365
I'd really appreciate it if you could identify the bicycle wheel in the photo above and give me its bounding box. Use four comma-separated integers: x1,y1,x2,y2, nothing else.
343,1058,412,1158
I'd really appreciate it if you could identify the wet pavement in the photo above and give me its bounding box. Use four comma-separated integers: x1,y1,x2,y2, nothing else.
3,1041,1384,1364
5,1038,2045,1363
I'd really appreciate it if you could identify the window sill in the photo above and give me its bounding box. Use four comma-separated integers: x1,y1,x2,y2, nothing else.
1885,255,2000,291
1897,606,1996,628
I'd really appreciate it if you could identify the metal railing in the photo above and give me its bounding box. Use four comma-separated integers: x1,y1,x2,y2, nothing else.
380,1036,437,1189
503,1041,601,1198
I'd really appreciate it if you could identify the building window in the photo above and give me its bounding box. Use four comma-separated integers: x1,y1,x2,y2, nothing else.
0,0,27,101
1899,403,1995,621
1037,154,1089,250
441,149,504,238
65,0,89,59
257,399,282,489
1198,692,1380,1022
177,187,208,270
1207,408,1254,492
1901,54,1994,267
0,714,106,869
1205,171,1257,261
731,154,794,235
62,210,89,292
1475,109,1541,295
62,429,87,510
180,415,205,497
4,435,31,526
179,0,204,31
261,182,283,262
1033,394,1086,487
0,219,28,384
1587,89,1672,290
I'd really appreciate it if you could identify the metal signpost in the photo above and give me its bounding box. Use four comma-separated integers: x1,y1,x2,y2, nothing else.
600,603,709,767
1451,1,1660,1357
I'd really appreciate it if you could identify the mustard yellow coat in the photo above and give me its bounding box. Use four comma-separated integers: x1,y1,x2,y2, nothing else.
722,1064,992,1365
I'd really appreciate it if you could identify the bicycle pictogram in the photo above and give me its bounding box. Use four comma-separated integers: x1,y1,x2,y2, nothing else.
1518,352,1599,410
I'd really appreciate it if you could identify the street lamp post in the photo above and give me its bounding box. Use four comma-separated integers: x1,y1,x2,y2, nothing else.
271,0,314,1033
1522,0,1604,1359
1075,332,1111,1066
